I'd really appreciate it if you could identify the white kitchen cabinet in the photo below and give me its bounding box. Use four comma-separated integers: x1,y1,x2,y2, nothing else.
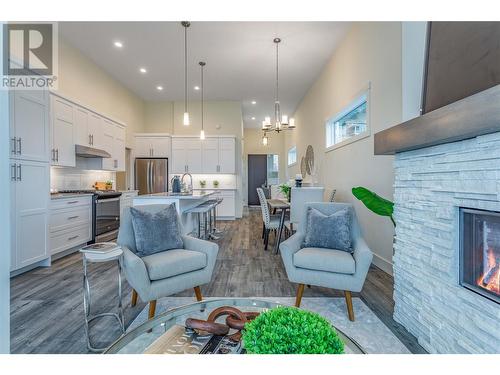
218,137,236,173
217,190,236,218
75,108,104,149
202,138,219,174
102,120,125,171
134,135,171,158
49,195,92,256
50,95,76,167
10,90,50,163
171,137,202,174
10,160,50,271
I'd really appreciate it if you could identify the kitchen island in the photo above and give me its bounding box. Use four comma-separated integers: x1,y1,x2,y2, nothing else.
132,190,218,235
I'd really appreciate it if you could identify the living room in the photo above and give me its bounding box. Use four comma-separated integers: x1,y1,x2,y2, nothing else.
1,1,499,373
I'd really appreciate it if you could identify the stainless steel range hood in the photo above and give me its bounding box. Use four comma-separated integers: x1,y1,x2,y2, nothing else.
75,144,112,158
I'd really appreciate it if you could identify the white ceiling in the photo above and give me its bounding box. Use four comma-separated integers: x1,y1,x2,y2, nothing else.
59,22,350,128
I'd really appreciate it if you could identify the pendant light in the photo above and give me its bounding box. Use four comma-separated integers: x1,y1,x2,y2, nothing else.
199,61,206,140
262,132,269,146
181,21,190,126
262,37,295,137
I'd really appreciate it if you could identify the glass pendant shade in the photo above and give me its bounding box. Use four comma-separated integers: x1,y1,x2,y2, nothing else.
262,133,268,146
288,117,296,129
183,112,190,126
281,115,289,125
200,129,205,140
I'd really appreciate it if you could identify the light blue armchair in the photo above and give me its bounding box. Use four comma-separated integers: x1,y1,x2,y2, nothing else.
117,204,219,319
279,202,373,321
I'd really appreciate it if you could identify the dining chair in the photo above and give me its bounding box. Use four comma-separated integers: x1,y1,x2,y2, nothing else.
256,187,281,250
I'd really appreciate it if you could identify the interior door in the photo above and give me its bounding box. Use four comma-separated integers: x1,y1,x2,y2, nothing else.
248,154,268,205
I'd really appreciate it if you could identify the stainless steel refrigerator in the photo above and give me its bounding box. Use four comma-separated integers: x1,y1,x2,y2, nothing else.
135,158,169,195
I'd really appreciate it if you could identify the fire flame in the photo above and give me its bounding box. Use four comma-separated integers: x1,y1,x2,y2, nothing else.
477,247,500,295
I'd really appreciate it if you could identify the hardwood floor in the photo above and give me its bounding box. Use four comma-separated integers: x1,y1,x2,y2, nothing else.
10,207,426,354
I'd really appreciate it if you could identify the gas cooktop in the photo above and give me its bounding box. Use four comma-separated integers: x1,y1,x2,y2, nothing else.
58,189,122,197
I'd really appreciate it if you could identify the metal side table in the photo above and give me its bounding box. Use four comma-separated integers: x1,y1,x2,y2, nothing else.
81,246,125,352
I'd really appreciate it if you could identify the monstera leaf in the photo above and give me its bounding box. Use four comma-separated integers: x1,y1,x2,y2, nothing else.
352,186,395,227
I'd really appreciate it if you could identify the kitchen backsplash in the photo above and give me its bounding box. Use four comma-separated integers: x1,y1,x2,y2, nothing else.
51,167,116,191
181,174,237,189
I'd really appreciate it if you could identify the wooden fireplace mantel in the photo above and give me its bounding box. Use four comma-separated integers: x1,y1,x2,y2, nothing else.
374,84,500,155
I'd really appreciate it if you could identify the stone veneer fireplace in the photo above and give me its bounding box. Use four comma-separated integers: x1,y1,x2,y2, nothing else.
393,131,500,353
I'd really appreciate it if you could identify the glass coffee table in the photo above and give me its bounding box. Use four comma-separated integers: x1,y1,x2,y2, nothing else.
105,298,365,354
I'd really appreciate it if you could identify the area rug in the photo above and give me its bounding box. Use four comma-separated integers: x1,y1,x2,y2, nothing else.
127,297,410,354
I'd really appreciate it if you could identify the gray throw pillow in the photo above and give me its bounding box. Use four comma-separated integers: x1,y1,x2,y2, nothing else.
302,207,352,252
130,205,183,257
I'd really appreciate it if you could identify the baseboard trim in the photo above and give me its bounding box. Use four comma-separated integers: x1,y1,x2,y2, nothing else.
372,253,393,276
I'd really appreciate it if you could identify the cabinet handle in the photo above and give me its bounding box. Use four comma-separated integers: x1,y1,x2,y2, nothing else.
11,137,17,154
68,216,79,220
17,165,21,181
17,138,21,155
91,134,94,145
11,164,16,181
56,149,59,162
68,235,79,241
89,134,92,145
67,201,79,204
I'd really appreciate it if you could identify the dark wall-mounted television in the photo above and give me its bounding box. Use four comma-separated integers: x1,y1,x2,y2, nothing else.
421,22,500,114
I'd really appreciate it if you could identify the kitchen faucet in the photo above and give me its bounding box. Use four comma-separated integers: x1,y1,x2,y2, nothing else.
181,173,193,193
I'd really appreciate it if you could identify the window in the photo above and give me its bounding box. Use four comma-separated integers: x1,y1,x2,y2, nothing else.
326,93,369,150
287,146,297,166
267,154,279,185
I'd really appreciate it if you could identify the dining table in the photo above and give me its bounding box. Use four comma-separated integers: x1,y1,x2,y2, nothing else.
266,198,291,253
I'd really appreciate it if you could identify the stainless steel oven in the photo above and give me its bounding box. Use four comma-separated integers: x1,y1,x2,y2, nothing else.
93,191,122,243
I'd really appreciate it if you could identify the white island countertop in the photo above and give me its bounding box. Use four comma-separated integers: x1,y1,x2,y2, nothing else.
136,190,217,200
133,190,217,235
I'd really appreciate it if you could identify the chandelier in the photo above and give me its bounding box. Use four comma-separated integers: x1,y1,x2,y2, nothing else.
262,37,295,145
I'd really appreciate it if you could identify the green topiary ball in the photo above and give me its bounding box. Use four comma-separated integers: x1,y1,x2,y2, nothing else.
242,306,344,354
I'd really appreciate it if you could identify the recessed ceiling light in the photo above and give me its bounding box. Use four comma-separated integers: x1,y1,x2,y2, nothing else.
114,41,123,48
251,117,256,120
156,86,163,91
139,67,147,74
251,101,257,105
194,86,200,90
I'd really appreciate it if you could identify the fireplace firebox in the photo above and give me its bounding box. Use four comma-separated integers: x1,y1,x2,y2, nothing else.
460,208,500,304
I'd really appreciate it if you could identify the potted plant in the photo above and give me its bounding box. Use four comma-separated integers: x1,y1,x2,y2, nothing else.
242,306,344,354
279,183,291,202
213,180,220,188
105,180,113,191
352,186,395,226
199,180,207,188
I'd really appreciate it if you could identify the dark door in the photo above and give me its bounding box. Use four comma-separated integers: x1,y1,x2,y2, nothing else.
248,154,268,205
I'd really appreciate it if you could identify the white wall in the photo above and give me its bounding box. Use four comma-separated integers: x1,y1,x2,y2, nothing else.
284,22,403,274
57,38,145,147
0,24,11,353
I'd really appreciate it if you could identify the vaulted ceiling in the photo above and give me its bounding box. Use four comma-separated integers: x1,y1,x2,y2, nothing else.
60,22,350,128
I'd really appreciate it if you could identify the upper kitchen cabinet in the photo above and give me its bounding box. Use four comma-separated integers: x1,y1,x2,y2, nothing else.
75,108,104,149
102,119,126,171
201,138,219,174
134,134,171,158
218,137,236,173
10,89,50,163
171,137,202,174
50,94,76,167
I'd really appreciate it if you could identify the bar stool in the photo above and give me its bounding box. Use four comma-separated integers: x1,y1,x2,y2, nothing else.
185,203,214,239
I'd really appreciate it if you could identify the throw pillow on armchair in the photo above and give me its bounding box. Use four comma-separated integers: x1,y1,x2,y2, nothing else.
302,207,352,252
130,204,184,257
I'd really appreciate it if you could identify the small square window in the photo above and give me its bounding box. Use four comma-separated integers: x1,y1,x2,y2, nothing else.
326,93,369,150
287,146,297,166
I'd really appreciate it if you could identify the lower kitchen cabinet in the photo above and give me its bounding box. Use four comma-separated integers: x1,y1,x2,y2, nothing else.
217,190,236,219
49,196,92,255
